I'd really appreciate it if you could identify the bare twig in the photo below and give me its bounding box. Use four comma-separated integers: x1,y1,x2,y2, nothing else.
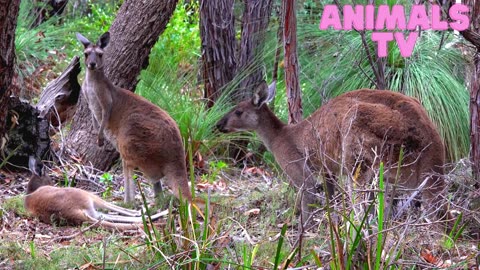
50,219,102,242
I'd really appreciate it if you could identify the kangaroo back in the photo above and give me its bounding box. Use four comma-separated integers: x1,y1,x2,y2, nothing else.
217,85,446,219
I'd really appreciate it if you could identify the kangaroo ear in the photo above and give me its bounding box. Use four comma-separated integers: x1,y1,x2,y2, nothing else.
28,156,43,176
97,32,110,49
252,81,276,107
76,32,91,48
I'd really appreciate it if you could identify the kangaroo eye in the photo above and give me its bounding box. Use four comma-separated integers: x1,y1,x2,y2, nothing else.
235,110,243,116
98,53,103,58
84,53,88,58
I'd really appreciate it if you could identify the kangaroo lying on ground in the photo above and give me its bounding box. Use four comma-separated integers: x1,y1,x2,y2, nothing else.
25,157,167,231
217,82,445,221
76,32,192,204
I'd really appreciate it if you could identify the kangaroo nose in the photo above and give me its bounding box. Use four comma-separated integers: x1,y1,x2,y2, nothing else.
88,62,96,69
216,118,227,132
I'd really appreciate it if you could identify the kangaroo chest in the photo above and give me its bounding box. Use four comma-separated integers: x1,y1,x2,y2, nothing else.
82,73,118,146
83,83,100,120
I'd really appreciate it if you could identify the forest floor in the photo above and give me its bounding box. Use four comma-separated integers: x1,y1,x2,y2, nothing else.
0,160,479,269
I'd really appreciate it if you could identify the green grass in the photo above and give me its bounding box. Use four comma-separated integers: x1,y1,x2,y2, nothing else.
0,236,154,269
2,196,28,217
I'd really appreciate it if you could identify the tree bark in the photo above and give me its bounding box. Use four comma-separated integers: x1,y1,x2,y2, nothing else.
199,0,237,108
65,0,178,171
282,0,302,124
0,0,21,139
469,50,480,180
236,0,274,101
37,56,81,128
4,97,50,168
462,0,480,180
228,0,275,162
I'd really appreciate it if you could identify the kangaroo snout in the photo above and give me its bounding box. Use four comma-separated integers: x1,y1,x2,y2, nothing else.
216,117,229,133
87,62,97,69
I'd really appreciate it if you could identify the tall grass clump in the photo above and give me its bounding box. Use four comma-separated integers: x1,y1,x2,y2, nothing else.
14,0,72,97
250,7,469,161
137,1,250,161
290,22,469,161
318,162,408,269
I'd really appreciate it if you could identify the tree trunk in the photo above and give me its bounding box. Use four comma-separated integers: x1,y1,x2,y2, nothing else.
228,0,274,162
282,0,302,124
236,0,274,101
65,0,178,171
199,0,237,108
4,97,50,168
470,50,480,181
461,0,480,180
37,56,81,128
0,0,21,139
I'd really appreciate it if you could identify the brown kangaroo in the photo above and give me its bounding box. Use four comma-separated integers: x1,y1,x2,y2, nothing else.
76,32,192,203
25,157,167,231
217,82,445,220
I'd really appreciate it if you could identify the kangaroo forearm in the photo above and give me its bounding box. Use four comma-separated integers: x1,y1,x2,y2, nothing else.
98,105,112,136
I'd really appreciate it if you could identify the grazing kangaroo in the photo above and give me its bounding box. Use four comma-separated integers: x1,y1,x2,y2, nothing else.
217,82,445,220
76,32,192,203
25,157,167,231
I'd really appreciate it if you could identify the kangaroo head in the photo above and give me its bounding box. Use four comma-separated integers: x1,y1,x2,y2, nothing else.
76,32,110,70
27,156,53,194
217,81,276,133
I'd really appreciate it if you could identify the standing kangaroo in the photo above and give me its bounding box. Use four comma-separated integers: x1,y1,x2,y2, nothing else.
217,82,445,220
25,157,167,231
76,32,192,203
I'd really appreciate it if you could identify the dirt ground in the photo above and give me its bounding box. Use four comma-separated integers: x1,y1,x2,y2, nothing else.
0,160,479,269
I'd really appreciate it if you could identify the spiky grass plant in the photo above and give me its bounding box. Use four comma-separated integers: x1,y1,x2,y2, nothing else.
288,23,470,161
136,1,251,163
238,10,469,162
14,0,71,98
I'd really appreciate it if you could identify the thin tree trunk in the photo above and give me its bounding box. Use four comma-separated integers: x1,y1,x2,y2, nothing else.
461,0,480,180
65,0,178,171
227,0,273,162
282,0,302,124
470,50,480,180
236,0,274,101
199,0,237,108
272,3,283,88
0,0,21,138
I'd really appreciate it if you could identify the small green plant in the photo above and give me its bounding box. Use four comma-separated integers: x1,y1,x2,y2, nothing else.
272,223,288,269
241,244,258,269
29,241,36,260
442,213,467,250
201,160,228,183
375,162,386,270
99,172,113,198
